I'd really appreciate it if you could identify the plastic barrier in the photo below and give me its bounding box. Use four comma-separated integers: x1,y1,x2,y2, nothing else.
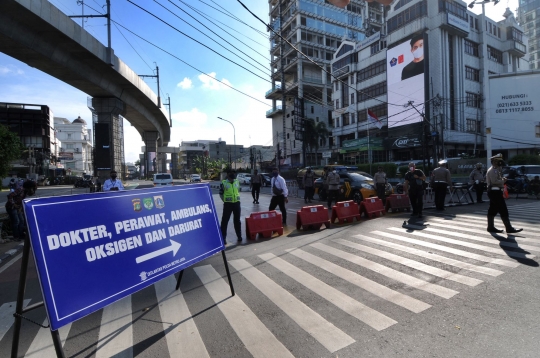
296,205,331,230
360,197,385,218
385,194,411,213
330,200,361,224
245,210,283,240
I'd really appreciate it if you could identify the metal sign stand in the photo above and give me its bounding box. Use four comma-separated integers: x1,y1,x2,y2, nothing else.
11,233,66,358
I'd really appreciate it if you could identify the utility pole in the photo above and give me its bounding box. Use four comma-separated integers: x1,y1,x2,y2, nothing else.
164,94,172,127
407,101,429,170
139,64,162,108
279,0,287,165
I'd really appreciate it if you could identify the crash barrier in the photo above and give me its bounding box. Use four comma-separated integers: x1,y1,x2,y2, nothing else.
245,210,284,240
385,194,411,213
423,184,434,203
360,197,385,218
296,205,331,230
331,200,361,224
286,180,299,198
447,184,474,206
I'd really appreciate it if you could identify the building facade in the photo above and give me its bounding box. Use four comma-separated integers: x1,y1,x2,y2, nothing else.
266,0,381,167
330,0,528,167
519,0,540,70
54,117,93,175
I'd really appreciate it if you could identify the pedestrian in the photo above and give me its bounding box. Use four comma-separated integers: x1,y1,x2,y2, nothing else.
5,180,36,241
103,170,125,191
486,154,522,233
469,163,485,203
250,169,264,204
373,166,387,202
303,167,315,204
219,169,243,243
326,168,341,209
431,160,452,211
269,167,289,225
403,162,426,218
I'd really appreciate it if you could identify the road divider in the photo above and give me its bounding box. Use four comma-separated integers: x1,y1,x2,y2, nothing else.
296,205,330,231
245,211,283,240
331,201,361,224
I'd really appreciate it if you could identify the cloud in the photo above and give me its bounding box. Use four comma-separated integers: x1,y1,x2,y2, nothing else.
171,107,208,125
0,65,24,76
176,77,193,89
197,72,232,90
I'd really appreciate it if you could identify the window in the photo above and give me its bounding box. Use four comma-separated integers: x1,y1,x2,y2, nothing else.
370,42,380,55
66,144,74,149
507,27,524,43
350,75,355,85
464,39,479,57
334,81,338,91
536,123,540,138
487,46,503,63
311,106,314,114
351,113,356,124
67,133,72,139
387,1,428,34
465,66,480,82
351,93,355,104
438,0,467,21
336,99,340,109
357,60,386,83
357,104,387,122
343,113,350,126
466,119,480,133
466,92,481,108
357,82,387,103
335,118,340,127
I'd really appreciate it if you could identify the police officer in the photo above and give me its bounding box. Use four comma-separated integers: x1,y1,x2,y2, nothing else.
219,169,243,243
486,154,522,233
431,160,452,211
404,162,426,218
303,167,315,203
469,163,485,203
373,166,387,202
250,169,263,204
326,168,341,209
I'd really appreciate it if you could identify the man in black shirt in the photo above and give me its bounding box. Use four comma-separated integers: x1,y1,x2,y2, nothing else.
404,162,426,218
401,35,424,81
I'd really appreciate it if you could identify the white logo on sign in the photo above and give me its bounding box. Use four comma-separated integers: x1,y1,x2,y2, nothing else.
371,199,375,203
261,214,269,219
310,208,317,212
344,203,349,207
140,272,147,281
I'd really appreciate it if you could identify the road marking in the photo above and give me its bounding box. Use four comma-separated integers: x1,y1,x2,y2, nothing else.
0,300,30,341
351,235,503,276
258,253,397,331
0,253,22,274
430,219,540,242
388,228,535,260
285,248,431,313
96,296,133,358
373,231,519,268
154,275,209,358
229,259,355,353
425,227,540,252
472,211,539,224
135,240,181,263
309,243,458,299
193,265,294,358
24,320,71,357
332,239,482,286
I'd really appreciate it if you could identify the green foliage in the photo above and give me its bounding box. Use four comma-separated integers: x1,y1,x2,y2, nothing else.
192,155,228,179
304,119,330,166
508,154,540,165
0,124,23,178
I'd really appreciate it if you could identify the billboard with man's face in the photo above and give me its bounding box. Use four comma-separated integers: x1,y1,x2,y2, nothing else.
387,34,426,128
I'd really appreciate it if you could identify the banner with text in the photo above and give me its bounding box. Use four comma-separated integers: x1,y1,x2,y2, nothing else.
24,184,224,331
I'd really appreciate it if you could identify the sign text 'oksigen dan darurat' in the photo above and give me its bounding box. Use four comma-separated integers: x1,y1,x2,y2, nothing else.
24,184,224,331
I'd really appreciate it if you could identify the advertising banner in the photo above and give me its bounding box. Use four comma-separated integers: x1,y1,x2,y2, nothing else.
24,184,224,331
387,34,425,128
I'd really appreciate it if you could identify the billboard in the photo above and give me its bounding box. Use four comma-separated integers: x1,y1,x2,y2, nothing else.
387,34,425,128
489,72,540,150
24,184,224,330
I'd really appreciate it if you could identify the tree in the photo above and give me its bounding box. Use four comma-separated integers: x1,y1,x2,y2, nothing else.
0,124,23,178
134,159,141,172
304,119,330,166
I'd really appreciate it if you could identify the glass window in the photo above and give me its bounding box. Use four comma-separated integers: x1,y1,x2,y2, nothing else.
465,66,480,82
356,60,386,83
464,39,479,57
466,92,481,108
487,46,503,63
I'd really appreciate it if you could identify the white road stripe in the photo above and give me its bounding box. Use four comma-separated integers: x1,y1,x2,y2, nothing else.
0,253,22,274
309,243,458,299
473,211,539,223
446,216,540,235
24,320,71,358
425,227,540,253
258,253,397,331
95,296,133,358
351,235,503,277
372,231,519,268
194,265,294,358
388,228,534,260
229,259,355,352
154,275,209,358
285,248,431,313
431,218,540,241
332,239,482,286
0,300,30,341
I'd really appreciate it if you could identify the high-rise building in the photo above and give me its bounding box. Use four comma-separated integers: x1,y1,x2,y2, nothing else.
266,0,379,167
518,0,540,69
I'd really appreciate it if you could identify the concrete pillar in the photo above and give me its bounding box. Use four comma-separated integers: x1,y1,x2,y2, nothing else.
91,97,126,180
143,131,159,176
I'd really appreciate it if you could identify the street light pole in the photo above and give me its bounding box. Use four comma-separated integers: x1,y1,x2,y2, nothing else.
217,117,236,169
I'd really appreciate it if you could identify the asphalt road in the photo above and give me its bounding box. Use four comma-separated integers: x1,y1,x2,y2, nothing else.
0,184,539,357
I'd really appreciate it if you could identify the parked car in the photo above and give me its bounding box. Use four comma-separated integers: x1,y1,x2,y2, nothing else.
190,174,201,182
313,172,393,203
153,173,173,186
236,173,251,185
503,165,540,181
296,165,359,188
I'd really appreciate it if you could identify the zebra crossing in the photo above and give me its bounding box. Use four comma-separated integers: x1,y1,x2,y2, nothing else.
1,202,538,357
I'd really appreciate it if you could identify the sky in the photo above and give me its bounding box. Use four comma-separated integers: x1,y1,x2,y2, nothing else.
0,0,520,163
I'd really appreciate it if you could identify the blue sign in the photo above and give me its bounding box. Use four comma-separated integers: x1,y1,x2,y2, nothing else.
23,184,224,331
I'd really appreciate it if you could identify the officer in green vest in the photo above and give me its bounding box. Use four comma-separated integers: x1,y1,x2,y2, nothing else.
219,169,243,244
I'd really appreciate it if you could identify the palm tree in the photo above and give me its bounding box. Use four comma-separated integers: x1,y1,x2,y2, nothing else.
303,119,330,166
